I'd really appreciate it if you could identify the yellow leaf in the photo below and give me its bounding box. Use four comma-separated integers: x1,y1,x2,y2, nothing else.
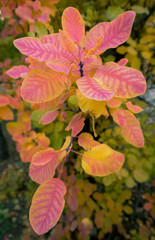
82,144,124,177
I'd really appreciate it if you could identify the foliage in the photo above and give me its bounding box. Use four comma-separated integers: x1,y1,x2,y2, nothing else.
0,0,154,239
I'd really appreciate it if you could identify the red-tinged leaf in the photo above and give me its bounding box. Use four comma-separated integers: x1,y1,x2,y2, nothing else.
29,178,66,235
110,108,126,127
0,106,13,120
82,144,125,177
118,58,128,66
121,110,144,148
95,11,136,54
78,132,100,150
76,75,114,101
29,153,59,184
7,65,28,79
0,95,9,107
107,98,122,108
65,113,85,137
62,7,85,43
39,110,59,125
85,22,109,50
94,62,146,98
14,37,52,61
32,148,58,165
21,69,70,103
125,101,143,113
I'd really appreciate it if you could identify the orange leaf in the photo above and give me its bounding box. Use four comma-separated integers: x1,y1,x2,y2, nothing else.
107,98,122,108
0,95,10,107
82,144,124,177
78,132,100,150
121,110,144,148
21,68,70,103
0,106,13,120
125,101,143,114
32,148,58,165
59,30,77,53
29,178,66,235
110,108,126,127
62,7,85,43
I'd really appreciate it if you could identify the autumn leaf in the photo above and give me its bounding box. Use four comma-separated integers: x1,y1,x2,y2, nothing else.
29,178,66,235
82,144,124,176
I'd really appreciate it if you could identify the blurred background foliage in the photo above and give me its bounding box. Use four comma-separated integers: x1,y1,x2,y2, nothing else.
0,0,155,239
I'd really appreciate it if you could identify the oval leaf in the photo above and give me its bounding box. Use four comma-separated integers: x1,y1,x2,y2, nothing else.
14,37,52,61
62,7,85,43
78,132,100,150
29,160,58,184
94,62,146,98
125,101,143,113
95,11,136,54
76,75,114,101
7,65,28,79
39,110,59,125
0,95,9,107
29,178,66,235
85,22,109,50
82,144,124,176
32,148,58,165
121,110,144,147
21,69,70,103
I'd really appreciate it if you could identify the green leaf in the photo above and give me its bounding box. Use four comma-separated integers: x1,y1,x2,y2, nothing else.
105,6,124,21
34,22,48,38
133,168,149,183
131,5,149,15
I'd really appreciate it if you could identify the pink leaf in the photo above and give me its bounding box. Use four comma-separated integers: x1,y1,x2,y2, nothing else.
125,101,143,113
29,178,66,235
94,62,146,98
0,95,10,107
39,110,59,125
65,113,85,137
110,108,126,127
32,148,58,165
7,65,28,79
76,75,114,101
29,160,58,184
85,22,109,50
42,33,75,63
67,194,78,211
62,7,85,43
15,5,34,23
95,11,136,54
121,110,144,147
118,58,128,66
46,59,72,74
14,37,52,61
